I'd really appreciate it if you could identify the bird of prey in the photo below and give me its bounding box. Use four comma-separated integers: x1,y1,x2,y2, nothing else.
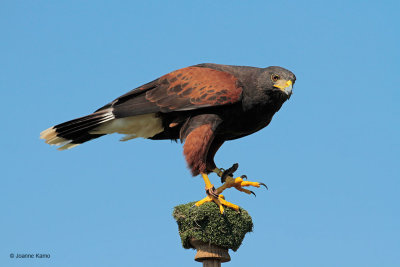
40,63,296,213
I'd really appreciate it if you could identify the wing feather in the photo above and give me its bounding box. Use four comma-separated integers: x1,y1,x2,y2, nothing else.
101,66,243,118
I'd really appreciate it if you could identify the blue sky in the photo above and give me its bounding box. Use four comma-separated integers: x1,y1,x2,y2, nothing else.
1,1,399,266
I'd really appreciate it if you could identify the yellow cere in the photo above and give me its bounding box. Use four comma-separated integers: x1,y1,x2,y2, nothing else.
274,79,293,90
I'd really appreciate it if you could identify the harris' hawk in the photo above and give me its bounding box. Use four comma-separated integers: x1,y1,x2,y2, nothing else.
40,63,296,213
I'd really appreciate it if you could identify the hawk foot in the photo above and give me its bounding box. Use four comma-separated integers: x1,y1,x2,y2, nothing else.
205,186,219,198
213,166,268,196
194,194,239,214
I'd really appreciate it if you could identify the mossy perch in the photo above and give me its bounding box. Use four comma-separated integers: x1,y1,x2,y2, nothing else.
173,202,253,252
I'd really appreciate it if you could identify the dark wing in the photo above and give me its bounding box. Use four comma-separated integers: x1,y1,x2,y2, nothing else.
97,67,243,117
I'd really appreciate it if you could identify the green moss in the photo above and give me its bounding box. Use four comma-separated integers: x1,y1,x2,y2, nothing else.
172,202,253,251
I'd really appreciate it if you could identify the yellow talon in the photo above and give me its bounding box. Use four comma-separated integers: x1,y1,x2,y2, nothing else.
194,195,213,207
235,187,253,195
218,197,239,211
194,195,227,214
195,174,241,214
201,173,214,191
214,197,225,214
216,175,267,194
240,180,262,187
195,171,266,214
195,195,235,214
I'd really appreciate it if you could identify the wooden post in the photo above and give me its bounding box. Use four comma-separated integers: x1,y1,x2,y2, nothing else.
191,239,231,267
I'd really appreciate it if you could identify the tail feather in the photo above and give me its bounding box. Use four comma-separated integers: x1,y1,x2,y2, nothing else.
52,112,114,140
40,109,114,150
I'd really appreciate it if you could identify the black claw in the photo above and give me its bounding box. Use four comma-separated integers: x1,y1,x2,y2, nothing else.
241,175,247,180
250,191,256,197
221,163,239,183
260,182,268,190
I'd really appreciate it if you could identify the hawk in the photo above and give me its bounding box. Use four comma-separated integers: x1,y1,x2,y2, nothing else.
41,63,296,213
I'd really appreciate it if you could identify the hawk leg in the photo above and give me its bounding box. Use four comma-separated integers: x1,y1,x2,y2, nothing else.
194,173,239,214
213,164,268,196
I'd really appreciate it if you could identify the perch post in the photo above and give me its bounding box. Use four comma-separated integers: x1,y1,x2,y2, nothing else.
191,238,230,266
173,202,253,266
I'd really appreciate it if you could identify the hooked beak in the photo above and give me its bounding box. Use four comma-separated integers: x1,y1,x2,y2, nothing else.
273,80,293,96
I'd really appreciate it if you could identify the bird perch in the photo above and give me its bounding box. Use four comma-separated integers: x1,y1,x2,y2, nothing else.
173,202,253,266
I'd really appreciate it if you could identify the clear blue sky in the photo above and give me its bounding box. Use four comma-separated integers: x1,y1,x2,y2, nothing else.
1,1,399,266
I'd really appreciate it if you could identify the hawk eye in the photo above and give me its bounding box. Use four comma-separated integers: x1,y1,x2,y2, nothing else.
271,74,280,82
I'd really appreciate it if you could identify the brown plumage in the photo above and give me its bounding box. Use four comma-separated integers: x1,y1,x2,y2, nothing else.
183,123,215,176
40,63,296,176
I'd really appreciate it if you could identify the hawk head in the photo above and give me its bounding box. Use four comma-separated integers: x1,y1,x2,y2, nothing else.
259,66,296,98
